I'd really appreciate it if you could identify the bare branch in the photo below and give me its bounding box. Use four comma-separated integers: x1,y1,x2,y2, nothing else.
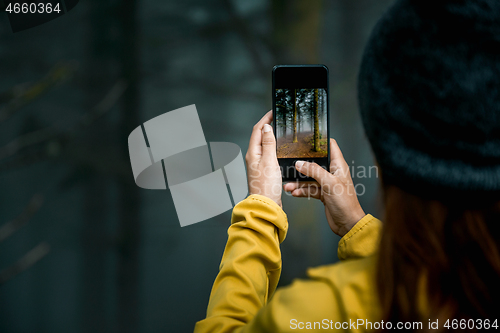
0,80,128,162
0,194,43,243
221,0,269,78
0,242,50,285
0,149,47,173
185,75,266,102
0,61,79,124
198,11,275,59
0,126,54,161
79,80,128,127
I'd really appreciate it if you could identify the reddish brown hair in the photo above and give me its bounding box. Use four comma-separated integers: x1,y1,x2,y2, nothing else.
377,185,500,331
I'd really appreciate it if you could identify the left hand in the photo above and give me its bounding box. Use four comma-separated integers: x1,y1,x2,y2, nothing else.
245,111,282,207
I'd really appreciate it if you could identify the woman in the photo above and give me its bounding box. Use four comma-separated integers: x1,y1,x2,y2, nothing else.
195,0,500,331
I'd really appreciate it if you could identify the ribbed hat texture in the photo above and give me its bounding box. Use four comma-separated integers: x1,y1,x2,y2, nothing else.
358,0,500,197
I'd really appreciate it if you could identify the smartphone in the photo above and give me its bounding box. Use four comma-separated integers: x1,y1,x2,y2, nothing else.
272,65,330,181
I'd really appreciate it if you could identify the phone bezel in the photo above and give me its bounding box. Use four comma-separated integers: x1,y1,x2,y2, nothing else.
272,64,330,182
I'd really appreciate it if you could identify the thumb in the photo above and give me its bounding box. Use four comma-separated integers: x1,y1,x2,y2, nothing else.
295,161,332,184
261,124,277,161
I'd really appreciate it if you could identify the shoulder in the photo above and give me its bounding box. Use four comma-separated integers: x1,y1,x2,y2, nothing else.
306,256,379,315
308,254,377,289
249,256,381,332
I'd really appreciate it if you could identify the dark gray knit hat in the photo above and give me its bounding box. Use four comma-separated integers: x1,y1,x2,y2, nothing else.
358,0,500,197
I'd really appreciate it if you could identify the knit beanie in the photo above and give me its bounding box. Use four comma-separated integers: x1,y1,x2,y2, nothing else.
358,0,500,198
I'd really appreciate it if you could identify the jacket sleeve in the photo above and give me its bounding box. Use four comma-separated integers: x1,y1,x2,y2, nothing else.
194,194,288,333
337,214,382,261
194,196,383,333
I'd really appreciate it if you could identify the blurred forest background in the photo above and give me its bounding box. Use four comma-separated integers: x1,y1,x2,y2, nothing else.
0,0,394,332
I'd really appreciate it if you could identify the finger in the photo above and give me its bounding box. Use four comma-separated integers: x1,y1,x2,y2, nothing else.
247,111,273,159
291,187,322,200
261,124,277,162
283,181,320,192
295,161,333,185
329,138,349,175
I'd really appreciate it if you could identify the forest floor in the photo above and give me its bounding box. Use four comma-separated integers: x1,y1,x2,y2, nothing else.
277,131,327,158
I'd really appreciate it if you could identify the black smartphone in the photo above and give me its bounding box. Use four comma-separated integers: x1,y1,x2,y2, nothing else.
272,64,330,181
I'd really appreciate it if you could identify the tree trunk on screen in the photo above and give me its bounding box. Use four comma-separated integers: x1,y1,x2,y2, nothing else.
292,89,297,143
310,95,314,135
282,105,287,137
320,89,325,138
314,89,320,152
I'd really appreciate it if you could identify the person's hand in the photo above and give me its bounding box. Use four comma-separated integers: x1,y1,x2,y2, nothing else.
283,139,365,237
245,111,282,207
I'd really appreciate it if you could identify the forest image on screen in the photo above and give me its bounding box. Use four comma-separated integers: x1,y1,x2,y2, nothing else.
276,88,327,158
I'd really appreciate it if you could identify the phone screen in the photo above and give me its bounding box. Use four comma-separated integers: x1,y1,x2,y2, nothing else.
273,65,329,181
275,88,328,159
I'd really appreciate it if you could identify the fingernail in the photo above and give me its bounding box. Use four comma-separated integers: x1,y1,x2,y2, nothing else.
263,124,272,133
295,160,304,169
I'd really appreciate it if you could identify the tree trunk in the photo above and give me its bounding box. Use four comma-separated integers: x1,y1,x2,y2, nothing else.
82,177,108,333
310,93,314,133
322,90,327,136
314,89,320,151
282,102,287,137
116,0,141,332
271,0,322,64
82,1,115,331
292,89,297,143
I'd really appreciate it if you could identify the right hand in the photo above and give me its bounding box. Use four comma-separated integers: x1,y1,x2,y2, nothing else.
283,139,365,237
245,111,283,207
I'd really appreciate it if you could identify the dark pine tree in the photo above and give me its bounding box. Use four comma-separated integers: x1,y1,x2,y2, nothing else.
116,0,141,332
292,89,297,143
314,88,320,152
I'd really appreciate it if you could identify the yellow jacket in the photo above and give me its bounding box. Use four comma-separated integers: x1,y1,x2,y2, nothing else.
194,194,383,332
